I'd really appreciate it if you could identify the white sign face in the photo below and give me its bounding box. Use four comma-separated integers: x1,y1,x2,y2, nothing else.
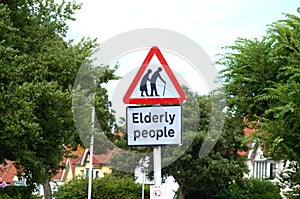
150,185,166,199
127,106,182,146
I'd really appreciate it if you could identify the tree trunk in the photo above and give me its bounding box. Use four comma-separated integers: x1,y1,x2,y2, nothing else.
179,187,185,199
43,179,52,199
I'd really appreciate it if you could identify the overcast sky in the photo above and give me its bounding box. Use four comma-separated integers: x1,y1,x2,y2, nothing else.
67,0,300,60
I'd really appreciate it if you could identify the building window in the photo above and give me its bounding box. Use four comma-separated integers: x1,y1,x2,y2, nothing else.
94,170,100,178
253,161,267,179
270,163,276,179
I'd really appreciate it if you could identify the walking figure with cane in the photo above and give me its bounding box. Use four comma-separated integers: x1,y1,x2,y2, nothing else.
140,69,152,97
150,67,166,97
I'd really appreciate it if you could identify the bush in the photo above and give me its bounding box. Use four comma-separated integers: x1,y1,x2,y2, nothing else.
0,186,41,199
214,178,282,199
213,183,248,199
247,178,281,199
54,174,150,199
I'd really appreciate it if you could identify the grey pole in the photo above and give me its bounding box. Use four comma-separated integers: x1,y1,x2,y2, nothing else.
88,79,96,199
142,166,145,199
88,109,94,199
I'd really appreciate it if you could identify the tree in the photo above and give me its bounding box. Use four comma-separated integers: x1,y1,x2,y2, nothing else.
0,1,117,198
165,93,248,199
110,87,248,199
217,37,278,122
218,7,300,198
259,8,300,198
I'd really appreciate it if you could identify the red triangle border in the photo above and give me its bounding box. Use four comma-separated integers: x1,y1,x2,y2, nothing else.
123,46,186,104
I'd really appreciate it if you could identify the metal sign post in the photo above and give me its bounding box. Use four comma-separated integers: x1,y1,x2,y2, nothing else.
153,146,162,186
88,133,94,199
88,104,95,199
88,78,97,199
142,166,145,199
150,146,165,199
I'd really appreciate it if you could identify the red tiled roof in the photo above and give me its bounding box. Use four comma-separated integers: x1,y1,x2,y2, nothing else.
0,160,16,183
238,127,254,156
92,148,119,165
238,150,249,156
52,146,85,181
52,146,119,181
52,157,68,181
244,127,253,138
73,147,119,166
73,157,83,165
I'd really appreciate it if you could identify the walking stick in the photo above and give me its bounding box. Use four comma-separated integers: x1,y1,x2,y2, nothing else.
163,82,166,96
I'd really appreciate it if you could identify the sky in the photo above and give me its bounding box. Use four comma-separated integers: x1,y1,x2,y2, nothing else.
67,0,300,61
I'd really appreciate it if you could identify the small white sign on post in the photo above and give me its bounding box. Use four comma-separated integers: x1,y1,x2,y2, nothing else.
150,185,166,199
126,105,182,146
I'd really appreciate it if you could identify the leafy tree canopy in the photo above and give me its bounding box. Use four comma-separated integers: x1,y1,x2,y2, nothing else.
0,1,117,197
218,7,300,198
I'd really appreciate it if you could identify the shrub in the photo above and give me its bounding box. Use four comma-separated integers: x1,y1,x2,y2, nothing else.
214,178,282,199
54,174,150,199
0,186,41,199
247,178,281,199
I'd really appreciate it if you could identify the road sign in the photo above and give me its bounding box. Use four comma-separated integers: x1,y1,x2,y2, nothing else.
123,46,186,104
126,105,182,146
150,185,166,199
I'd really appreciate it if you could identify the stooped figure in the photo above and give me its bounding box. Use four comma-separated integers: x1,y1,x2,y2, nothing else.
140,69,152,96
150,67,166,96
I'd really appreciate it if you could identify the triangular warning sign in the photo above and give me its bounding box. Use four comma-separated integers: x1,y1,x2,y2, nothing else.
123,46,186,104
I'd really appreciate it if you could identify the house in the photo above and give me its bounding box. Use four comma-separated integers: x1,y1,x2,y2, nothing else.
51,145,85,183
241,125,295,198
242,126,285,180
34,145,118,197
245,142,284,180
0,145,118,198
72,147,117,179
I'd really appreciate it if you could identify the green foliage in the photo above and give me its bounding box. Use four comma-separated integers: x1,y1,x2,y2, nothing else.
213,183,248,199
110,87,248,199
53,175,150,199
0,0,117,196
161,90,248,199
217,37,278,121
219,7,300,160
72,61,119,155
247,178,282,199
218,6,300,197
214,178,282,199
0,186,41,199
166,114,248,199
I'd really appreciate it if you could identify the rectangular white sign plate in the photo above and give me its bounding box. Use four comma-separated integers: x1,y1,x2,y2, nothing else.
126,105,182,146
